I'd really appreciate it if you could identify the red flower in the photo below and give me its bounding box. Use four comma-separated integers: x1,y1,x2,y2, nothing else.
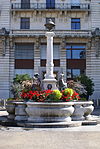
72,91,80,100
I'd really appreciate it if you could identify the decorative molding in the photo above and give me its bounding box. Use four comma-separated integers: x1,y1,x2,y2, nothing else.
35,37,40,49
61,37,66,49
0,28,9,56
95,37,100,57
92,28,100,57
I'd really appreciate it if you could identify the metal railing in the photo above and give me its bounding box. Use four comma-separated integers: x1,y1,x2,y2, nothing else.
11,3,90,10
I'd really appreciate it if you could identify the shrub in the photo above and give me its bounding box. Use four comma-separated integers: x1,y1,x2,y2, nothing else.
11,74,31,98
13,74,31,84
75,75,94,100
67,80,87,96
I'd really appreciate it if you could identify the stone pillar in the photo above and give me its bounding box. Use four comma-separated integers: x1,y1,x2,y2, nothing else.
34,37,40,74
1,36,6,56
86,38,92,76
95,37,100,57
9,37,15,97
43,32,58,90
45,32,55,79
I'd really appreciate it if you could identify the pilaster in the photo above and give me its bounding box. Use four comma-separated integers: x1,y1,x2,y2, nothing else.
60,37,67,81
34,37,40,74
9,37,15,97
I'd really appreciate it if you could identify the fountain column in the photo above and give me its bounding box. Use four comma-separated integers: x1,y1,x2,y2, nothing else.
42,20,58,90
45,32,55,79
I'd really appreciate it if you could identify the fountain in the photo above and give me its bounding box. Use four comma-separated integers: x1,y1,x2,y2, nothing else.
5,20,95,128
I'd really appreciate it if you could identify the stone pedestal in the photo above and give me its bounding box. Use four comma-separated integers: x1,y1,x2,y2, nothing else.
83,101,94,120
72,102,85,121
15,102,28,121
6,101,16,120
71,101,94,121
43,32,58,90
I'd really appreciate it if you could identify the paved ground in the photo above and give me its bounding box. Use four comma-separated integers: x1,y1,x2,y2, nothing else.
0,108,100,149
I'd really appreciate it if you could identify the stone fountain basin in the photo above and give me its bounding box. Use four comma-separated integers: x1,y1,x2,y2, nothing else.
26,102,74,123
6,101,94,127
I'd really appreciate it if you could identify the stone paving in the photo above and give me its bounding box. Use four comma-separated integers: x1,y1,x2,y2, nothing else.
0,108,100,149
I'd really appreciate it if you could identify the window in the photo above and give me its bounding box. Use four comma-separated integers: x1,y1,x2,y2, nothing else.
15,43,34,59
46,0,55,9
20,18,30,29
15,43,34,69
67,69,85,79
40,43,60,67
66,44,86,79
71,0,80,9
67,69,80,78
66,45,86,59
71,18,80,30
40,44,60,59
21,0,30,9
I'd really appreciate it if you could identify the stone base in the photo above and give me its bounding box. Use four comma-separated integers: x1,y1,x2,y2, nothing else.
82,120,97,125
17,121,82,128
15,116,28,121
7,114,15,120
72,116,85,121
42,78,58,90
28,116,72,123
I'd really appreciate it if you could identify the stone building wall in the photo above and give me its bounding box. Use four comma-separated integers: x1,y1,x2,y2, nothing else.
0,0,10,98
0,0,100,99
86,0,100,99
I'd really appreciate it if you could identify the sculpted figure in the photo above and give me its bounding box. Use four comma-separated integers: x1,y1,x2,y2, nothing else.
58,73,67,91
32,73,41,91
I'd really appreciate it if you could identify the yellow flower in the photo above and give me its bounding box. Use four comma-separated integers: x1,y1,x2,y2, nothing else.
63,88,74,96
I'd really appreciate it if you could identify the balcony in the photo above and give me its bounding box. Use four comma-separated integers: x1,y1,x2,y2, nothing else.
10,30,91,38
11,3,90,12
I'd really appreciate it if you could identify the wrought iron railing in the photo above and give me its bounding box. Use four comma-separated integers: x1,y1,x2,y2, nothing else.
11,3,90,10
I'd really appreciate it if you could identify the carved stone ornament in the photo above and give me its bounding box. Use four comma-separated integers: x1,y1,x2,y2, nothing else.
0,28,9,56
92,28,100,57
92,28,100,37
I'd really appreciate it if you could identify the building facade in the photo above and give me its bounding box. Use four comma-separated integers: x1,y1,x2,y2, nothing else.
0,0,100,99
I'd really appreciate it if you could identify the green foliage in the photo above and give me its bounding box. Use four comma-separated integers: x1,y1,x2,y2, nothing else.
80,97,87,101
11,74,31,98
11,83,23,99
67,80,87,95
13,74,31,84
6,98,15,101
75,75,94,100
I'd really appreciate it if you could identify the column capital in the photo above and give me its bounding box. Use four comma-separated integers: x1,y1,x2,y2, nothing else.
45,32,55,38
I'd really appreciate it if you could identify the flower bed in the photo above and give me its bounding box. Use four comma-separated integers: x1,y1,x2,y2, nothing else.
20,88,80,102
